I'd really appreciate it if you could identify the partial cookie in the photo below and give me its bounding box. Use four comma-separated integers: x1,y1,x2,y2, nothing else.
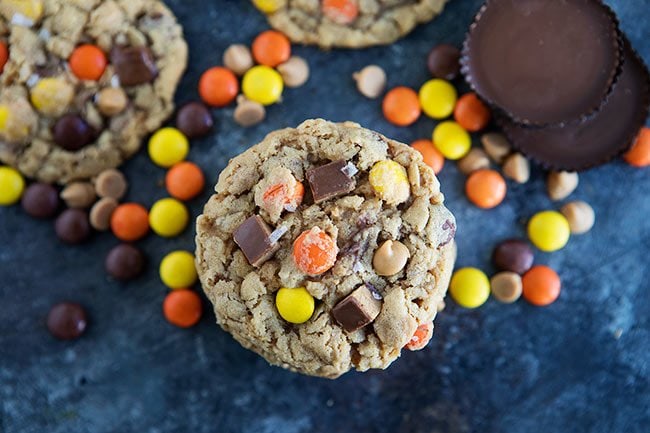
196,119,456,378
0,0,188,184
254,0,450,49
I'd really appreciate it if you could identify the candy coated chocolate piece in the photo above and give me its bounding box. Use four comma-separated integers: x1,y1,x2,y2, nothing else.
306,160,356,203
55,208,91,244
53,114,94,151
21,182,59,218
332,285,382,332
47,302,88,340
111,46,158,86
233,215,279,267
175,102,214,139
427,44,460,80
498,40,650,171
492,239,534,275
463,0,621,126
105,244,145,281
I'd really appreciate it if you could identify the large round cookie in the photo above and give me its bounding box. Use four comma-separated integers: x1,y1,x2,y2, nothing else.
0,0,187,184
196,119,456,378
255,0,450,49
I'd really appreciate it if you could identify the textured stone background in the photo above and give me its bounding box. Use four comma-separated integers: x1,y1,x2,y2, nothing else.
1,1,649,432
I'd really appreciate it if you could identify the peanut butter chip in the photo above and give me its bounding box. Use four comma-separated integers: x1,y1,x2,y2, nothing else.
490,271,523,303
457,147,490,175
481,132,511,164
60,182,96,209
372,240,410,276
95,169,127,200
502,153,530,184
547,171,579,201
234,96,266,127
89,197,118,231
223,44,254,76
96,87,128,116
560,200,595,234
353,65,387,99
277,56,310,88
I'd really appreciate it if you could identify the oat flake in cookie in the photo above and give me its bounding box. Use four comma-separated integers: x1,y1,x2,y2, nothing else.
0,0,188,184
255,0,450,49
196,119,457,378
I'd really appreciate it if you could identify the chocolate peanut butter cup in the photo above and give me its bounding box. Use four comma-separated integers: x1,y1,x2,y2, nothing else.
462,0,622,127
498,39,650,171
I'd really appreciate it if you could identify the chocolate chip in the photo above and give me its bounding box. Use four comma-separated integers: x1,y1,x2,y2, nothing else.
47,302,88,340
55,209,91,244
175,102,213,139
21,183,59,218
233,215,279,267
53,114,94,151
332,285,382,332
427,44,460,80
111,46,158,87
492,239,534,275
105,244,145,281
306,160,356,203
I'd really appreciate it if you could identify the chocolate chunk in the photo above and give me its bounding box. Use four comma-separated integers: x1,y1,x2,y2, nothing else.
492,239,534,275
463,0,621,126
306,160,356,203
53,114,94,151
498,40,650,171
105,244,145,281
427,44,460,80
233,215,279,267
21,183,59,219
332,285,382,332
47,302,88,340
55,209,91,244
111,46,158,87
176,102,214,139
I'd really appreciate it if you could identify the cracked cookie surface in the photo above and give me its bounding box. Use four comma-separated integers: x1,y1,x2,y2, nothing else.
0,0,187,184
196,119,456,378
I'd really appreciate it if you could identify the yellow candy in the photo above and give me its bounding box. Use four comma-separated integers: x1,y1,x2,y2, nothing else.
369,160,410,205
0,166,25,206
419,79,457,119
275,287,315,324
433,121,471,160
449,267,490,309
242,65,284,106
30,78,74,117
148,127,189,168
252,0,285,13
528,211,571,252
160,251,197,289
0,106,8,133
149,198,189,238
0,0,43,22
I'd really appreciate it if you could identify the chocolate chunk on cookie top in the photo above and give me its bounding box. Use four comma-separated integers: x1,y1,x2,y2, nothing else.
0,0,188,184
196,119,456,379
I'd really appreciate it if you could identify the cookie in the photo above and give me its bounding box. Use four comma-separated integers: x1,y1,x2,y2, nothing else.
0,0,187,184
254,0,450,49
196,119,456,378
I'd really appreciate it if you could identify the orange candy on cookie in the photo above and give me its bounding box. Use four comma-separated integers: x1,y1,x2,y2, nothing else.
454,92,491,132
199,67,239,107
322,0,359,24
263,181,304,211
293,227,338,275
411,139,444,174
0,42,8,74
252,30,291,68
383,86,421,126
624,127,650,168
465,169,507,209
405,322,433,351
110,203,149,242
69,44,107,81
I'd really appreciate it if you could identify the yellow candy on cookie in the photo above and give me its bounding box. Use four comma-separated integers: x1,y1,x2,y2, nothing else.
252,0,286,14
30,78,74,117
369,160,410,205
275,287,315,324
0,0,44,23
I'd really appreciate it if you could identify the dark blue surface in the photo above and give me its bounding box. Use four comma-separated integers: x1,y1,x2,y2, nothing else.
1,1,649,432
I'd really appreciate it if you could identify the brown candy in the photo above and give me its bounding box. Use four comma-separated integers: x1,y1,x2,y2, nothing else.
492,239,534,275
55,209,91,244
95,169,127,200
175,102,213,139
306,160,356,203
332,285,382,332
53,114,94,151
47,302,88,340
21,183,59,218
89,197,118,231
105,244,145,281
427,44,460,80
111,46,158,86
233,215,279,267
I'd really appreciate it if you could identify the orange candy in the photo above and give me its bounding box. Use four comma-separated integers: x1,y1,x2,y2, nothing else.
163,289,203,328
624,127,650,168
522,265,561,306
465,169,507,209
454,92,491,132
0,42,8,74
69,44,107,81
322,0,359,24
405,322,433,351
292,227,338,275
411,139,444,174
199,67,239,107
382,86,421,127
252,30,291,68
166,162,205,201
263,181,304,210
110,203,149,242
